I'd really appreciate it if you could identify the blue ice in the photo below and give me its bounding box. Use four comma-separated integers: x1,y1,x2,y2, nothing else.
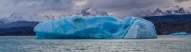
34,15,157,39
170,32,191,35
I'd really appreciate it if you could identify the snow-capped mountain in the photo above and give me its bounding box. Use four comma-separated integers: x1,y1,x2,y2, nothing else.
0,13,56,24
0,13,59,28
0,7,109,24
0,7,110,28
77,7,109,16
138,6,191,17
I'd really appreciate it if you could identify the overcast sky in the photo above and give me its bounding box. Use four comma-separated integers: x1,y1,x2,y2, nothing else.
0,0,191,17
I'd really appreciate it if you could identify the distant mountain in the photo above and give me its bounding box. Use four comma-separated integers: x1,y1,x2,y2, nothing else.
141,6,191,35
77,7,109,16
141,6,191,23
0,7,109,24
0,13,57,28
143,14,191,35
0,13,56,23
0,21,39,28
143,14,191,23
139,6,191,17
0,13,46,35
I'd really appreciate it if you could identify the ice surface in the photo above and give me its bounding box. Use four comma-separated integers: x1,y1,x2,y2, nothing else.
34,15,157,39
170,32,191,35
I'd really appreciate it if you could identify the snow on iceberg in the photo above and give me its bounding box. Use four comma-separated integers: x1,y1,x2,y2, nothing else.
170,32,191,35
34,15,157,39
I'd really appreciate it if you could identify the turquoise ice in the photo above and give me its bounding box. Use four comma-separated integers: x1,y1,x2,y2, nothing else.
170,32,191,35
34,15,157,39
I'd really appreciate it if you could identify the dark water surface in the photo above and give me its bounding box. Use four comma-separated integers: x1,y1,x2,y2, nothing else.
0,35,191,52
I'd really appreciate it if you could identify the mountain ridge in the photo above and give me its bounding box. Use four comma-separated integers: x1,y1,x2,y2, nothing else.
138,6,191,17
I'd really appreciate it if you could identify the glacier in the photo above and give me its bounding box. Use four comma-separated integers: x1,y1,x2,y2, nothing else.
34,15,157,39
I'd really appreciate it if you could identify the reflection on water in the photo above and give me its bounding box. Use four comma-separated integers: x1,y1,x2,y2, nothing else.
0,35,191,52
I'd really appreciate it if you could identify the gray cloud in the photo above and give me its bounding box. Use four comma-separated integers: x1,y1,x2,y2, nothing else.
0,0,190,18
85,0,173,17
87,0,167,10
175,0,190,2
0,0,81,17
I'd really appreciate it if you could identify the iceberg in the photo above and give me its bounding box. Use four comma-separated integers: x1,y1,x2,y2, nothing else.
34,15,157,39
170,32,191,35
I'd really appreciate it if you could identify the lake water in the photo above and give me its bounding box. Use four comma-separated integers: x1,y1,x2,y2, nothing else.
0,35,191,52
